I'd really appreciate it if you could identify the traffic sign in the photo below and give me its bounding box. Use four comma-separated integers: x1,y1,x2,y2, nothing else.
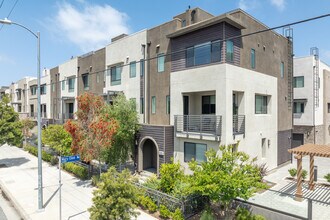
61,155,80,164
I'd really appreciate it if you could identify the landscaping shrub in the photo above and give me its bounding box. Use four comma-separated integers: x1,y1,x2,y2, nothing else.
159,204,171,219
143,174,160,190
62,163,88,180
324,173,330,182
236,207,266,220
288,168,297,177
139,195,157,213
159,160,185,194
302,169,308,180
91,175,100,186
171,208,184,220
25,145,53,163
50,156,59,166
200,208,215,220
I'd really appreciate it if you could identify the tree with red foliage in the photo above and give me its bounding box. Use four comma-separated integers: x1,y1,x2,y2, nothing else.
64,92,118,175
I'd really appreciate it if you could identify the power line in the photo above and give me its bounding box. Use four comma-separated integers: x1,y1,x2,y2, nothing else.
6,13,330,94
0,0,19,31
0,0,5,9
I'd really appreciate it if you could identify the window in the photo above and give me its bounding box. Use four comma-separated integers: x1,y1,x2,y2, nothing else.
255,95,268,114
294,101,305,113
68,77,75,93
140,98,144,114
30,86,37,95
293,76,304,88
130,98,136,110
186,40,221,67
280,62,284,78
151,96,156,114
166,95,170,114
261,138,266,158
40,84,46,95
157,53,165,72
184,142,207,163
181,19,186,27
328,103,330,113
62,80,65,90
130,62,136,78
202,95,215,114
251,49,256,69
82,74,89,90
140,59,145,76
110,66,122,85
226,40,234,62
18,104,22,113
96,73,100,83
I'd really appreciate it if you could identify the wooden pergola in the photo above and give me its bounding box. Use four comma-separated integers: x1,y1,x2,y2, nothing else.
288,144,330,201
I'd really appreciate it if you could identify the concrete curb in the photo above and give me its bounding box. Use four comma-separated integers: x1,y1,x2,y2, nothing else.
0,179,31,220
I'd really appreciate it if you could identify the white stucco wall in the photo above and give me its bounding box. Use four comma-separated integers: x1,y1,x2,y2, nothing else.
59,57,78,117
40,69,51,119
294,56,328,126
171,64,278,170
104,30,147,123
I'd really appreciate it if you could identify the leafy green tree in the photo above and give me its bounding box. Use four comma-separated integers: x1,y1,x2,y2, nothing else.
0,95,22,146
188,145,267,209
102,94,140,166
88,167,140,220
21,118,35,148
42,124,72,156
159,159,185,194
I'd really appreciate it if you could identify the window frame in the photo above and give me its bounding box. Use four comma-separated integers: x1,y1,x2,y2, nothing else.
110,65,122,86
166,95,170,114
226,40,234,62
251,48,256,69
280,62,285,78
140,97,144,114
293,76,304,88
202,95,216,114
82,73,89,90
255,95,268,114
157,53,165,73
40,84,46,95
293,101,305,114
184,142,207,163
130,61,136,78
68,77,75,93
151,96,156,114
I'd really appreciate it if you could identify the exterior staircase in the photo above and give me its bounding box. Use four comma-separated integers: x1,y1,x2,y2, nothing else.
137,168,157,184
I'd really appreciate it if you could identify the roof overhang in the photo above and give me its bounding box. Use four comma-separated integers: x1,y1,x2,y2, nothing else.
167,14,246,39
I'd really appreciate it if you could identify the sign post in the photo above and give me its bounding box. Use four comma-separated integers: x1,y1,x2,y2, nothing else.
58,155,80,220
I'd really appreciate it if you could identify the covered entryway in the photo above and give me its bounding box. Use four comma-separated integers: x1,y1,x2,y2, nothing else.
138,137,159,175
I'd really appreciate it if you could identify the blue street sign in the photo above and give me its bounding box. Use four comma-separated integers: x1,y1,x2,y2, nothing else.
61,155,80,164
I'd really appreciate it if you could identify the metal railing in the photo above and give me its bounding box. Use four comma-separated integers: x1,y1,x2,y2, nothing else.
30,112,37,119
174,115,222,137
233,115,245,135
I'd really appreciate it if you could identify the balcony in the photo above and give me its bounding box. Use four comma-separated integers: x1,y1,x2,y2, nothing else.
233,115,245,136
174,115,222,140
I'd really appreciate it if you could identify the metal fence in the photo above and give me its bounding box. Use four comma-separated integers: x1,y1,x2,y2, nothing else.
174,115,222,137
135,183,208,219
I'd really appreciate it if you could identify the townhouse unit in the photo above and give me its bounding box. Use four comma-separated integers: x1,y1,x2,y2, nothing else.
136,8,293,174
293,52,330,146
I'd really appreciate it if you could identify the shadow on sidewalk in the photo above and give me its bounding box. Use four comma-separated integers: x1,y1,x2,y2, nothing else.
74,180,93,188
44,185,60,208
0,157,30,168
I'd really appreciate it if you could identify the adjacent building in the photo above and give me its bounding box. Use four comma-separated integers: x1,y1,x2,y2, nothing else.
293,51,330,146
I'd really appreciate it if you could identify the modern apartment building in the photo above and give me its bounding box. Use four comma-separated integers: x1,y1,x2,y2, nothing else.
293,52,330,146
0,86,10,100
40,69,51,123
137,8,293,173
104,30,147,123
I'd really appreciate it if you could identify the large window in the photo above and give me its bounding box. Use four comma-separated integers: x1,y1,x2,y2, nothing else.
226,40,234,62
40,84,46,95
280,62,284,78
186,40,221,68
157,53,165,72
30,86,37,95
255,95,268,114
184,142,207,163
166,95,170,114
68,77,75,92
251,49,256,69
82,74,89,90
110,66,122,85
202,95,215,114
130,62,136,78
151,96,156,114
293,76,304,88
294,101,305,113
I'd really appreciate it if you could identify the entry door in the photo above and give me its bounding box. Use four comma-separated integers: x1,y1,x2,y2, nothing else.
68,103,74,119
183,96,189,131
292,133,304,148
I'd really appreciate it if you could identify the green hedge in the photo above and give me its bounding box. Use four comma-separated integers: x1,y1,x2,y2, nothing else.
62,162,88,180
25,145,52,162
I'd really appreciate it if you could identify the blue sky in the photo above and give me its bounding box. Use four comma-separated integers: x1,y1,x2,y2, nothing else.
0,0,330,86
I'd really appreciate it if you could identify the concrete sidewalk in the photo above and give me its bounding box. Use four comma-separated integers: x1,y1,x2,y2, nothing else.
0,144,157,220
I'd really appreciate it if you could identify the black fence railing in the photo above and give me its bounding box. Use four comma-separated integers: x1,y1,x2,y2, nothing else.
233,115,245,135
174,115,222,137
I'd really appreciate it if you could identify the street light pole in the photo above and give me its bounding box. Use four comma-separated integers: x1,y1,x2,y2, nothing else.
0,18,43,210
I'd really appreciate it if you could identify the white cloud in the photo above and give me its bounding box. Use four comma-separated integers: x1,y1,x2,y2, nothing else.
238,0,259,11
270,0,286,11
0,54,15,64
49,2,130,52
